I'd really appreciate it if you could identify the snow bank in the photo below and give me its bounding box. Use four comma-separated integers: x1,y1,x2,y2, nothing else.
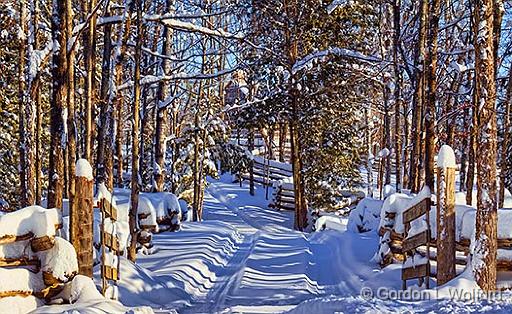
314,215,348,232
39,237,78,282
437,145,456,168
0,206,60,238
31,275,154,314
75,159,93,180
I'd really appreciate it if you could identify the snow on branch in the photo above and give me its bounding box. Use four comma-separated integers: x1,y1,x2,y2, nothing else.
117,66,239,92
292,47,382,74
144,14,244,40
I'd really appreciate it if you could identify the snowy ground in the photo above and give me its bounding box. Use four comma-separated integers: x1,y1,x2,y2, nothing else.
88,174,512,313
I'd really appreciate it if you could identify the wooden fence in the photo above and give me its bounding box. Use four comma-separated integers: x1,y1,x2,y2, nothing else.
99,198,121,296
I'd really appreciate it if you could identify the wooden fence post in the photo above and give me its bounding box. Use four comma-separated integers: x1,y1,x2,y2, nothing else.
436,145,456,285
73,159,94,277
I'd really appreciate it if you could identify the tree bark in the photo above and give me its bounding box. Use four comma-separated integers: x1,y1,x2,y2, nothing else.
500,67,512,208
409,0,428,193
19,0,36,207
248,128,255,196
472,0,498,291
97,2,114,190
66,0,77,245
48,0,68,211
128,0,142,262
392,0,402,191
424,0,441,192
154,0,174,192
113,3,134,187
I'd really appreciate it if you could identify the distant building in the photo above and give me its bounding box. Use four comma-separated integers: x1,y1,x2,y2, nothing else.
224,70,249,107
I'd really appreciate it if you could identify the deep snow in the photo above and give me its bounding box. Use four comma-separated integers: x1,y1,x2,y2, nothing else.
106,174,512,313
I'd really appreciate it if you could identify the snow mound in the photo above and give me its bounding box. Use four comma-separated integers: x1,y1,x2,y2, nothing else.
31,275,155,314
347,198,384,233
315,215,348,232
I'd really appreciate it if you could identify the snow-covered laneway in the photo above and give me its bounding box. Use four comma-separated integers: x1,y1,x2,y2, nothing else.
112,175,402,313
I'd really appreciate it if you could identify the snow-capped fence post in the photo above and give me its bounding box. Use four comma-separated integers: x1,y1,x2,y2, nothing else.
73,159,94,277
435,145,456,285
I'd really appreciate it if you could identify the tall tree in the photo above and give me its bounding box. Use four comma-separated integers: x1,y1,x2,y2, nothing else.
424,0,441,192
128,0,143,262
409,0,428,193
472,0,498,291
48,0,68,210
154,0,174,192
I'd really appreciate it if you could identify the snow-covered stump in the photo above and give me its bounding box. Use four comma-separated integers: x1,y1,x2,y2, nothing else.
436,145,457,285
73,159,94,277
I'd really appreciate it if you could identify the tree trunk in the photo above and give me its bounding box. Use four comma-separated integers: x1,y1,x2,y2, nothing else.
48,0,68,211
113,3,134,187
472,0,498,291
19,0,36,207
466,93,477,205
392,0,402,192
499,54,512,208
279,122,286,162
33,0,42,205
248,128,255,196
424,0,441,192
83,0,97,161
192,109,201,222
67,0,77,245
409,0,428,193
128,0,142,262
154,0,174,192
459,106,470,192
97,2,114,190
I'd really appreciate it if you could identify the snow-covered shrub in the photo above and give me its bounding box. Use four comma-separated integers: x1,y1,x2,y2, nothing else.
347,198,383,233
